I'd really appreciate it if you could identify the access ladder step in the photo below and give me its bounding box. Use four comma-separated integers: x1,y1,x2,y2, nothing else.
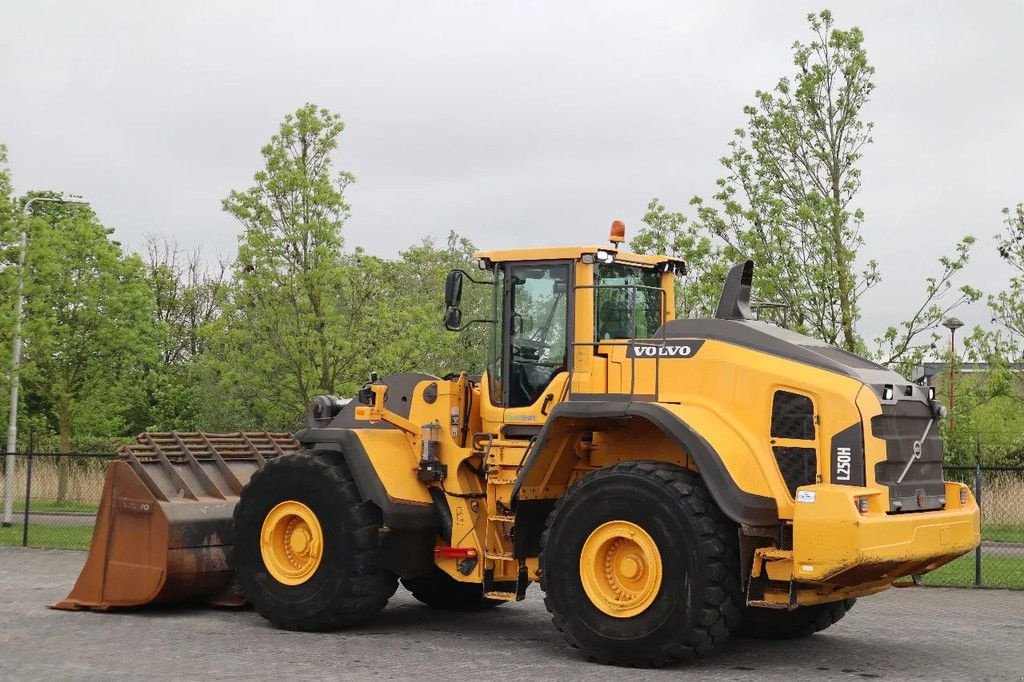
488,515,515,523
483,591,518,602
484,551,515,561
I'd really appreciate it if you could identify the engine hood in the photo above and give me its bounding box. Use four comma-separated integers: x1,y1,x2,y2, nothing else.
657,318,910,390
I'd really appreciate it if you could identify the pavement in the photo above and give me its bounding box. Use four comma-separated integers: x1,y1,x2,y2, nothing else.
1,546,1022,681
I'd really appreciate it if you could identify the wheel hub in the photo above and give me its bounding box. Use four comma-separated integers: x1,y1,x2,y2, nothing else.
580,520,663,618
260,500,324,586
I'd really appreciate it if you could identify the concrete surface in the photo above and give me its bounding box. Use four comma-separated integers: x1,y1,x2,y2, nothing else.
1,546,1021,681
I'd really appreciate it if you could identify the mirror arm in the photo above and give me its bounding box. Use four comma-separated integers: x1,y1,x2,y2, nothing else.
449,269,495,286
450,317,497,332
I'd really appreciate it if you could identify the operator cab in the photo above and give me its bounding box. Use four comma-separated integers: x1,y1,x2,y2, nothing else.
443,222,685,432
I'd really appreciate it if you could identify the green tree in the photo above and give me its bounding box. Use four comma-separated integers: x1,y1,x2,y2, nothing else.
141,236,227,430
19,196,155,499
216,104,359,428
926,204,1024,463
633,10,978,369
631,199,725,319
377,231,487,378
873,236,978,374
0,146,17,401
990,203,1024,352
689,9,878,347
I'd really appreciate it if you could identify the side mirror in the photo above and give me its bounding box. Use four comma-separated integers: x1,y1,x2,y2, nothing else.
444,307,462,331
444,270,464,308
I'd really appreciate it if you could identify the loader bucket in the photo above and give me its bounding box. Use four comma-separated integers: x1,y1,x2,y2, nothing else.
51,432,300,611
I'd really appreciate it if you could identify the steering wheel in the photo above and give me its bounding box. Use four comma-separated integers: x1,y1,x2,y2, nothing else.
512,338,550,360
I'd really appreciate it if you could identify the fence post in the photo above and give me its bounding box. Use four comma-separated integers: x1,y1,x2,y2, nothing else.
21,429,34,547
974,433,982,587
21,452,32,547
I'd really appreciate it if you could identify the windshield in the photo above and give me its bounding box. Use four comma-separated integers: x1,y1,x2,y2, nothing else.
594,262,663,340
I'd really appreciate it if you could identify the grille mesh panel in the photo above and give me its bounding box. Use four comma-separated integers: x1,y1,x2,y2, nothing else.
773,446,818,496
771,391,815,439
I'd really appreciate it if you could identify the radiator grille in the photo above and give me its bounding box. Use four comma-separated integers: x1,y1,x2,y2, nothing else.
771,390,818,496
771,391,816,439
872,400,946,511
773,447,818,496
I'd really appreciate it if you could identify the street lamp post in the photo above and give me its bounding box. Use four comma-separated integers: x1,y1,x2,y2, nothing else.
3,194,90,527
942,316,965,434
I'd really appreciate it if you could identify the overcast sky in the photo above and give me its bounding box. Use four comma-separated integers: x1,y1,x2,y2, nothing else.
2,1,1022,341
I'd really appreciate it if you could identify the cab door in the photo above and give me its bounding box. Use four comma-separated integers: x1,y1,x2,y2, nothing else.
498,260,573,438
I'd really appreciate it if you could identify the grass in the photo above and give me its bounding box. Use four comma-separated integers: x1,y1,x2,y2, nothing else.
983,520,1024,540
983,523,1024,544
13,500,99,514
922,554,1024,590
0,523,93,550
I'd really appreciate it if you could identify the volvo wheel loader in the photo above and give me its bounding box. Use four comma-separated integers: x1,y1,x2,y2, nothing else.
56,222,979,667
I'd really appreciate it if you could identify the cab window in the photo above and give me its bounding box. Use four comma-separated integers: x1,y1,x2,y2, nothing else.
507,262,570,408
594,262,662,340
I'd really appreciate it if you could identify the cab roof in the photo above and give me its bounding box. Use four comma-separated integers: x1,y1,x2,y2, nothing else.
472,245,677,267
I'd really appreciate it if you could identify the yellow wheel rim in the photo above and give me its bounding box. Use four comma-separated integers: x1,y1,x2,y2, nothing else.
579,520,663,618
260,500,324,586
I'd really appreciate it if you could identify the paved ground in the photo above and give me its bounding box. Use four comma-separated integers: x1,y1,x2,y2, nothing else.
1,547,1022,681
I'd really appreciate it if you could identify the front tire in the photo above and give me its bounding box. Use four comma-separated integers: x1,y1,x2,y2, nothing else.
539,461,741,668
735,599,856,639
232,451,398,631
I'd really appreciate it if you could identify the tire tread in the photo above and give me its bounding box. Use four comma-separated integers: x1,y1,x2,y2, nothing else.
539,461,742,668
232,451,397,631
736,598,856,639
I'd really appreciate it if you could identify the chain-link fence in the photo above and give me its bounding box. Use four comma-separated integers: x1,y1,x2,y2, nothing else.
922,464,1024,589
0,452,112,550
1,448,1022,589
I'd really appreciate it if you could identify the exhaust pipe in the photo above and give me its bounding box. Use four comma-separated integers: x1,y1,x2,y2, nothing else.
714,260,755,320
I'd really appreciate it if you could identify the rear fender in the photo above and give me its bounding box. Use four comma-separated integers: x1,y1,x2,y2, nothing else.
512,401,778,534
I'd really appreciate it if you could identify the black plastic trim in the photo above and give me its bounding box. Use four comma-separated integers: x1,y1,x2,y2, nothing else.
830,422,866,486
569,392,657,403
295,427,439,531
511,401,778,527
501,424,543,440
513,499,556,559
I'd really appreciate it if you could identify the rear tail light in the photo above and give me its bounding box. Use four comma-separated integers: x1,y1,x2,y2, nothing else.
856,497,870,514
960,487,969,506
434,546,477,559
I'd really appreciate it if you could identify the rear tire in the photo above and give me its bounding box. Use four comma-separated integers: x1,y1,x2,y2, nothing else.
539,461,742,668
232,451,398,631
401,567,503,611
735,599,856,639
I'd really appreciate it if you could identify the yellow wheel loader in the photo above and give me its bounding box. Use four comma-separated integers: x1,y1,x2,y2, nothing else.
55,222,979,667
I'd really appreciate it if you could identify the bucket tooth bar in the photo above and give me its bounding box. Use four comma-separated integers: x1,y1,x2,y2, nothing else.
50,432,299,612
